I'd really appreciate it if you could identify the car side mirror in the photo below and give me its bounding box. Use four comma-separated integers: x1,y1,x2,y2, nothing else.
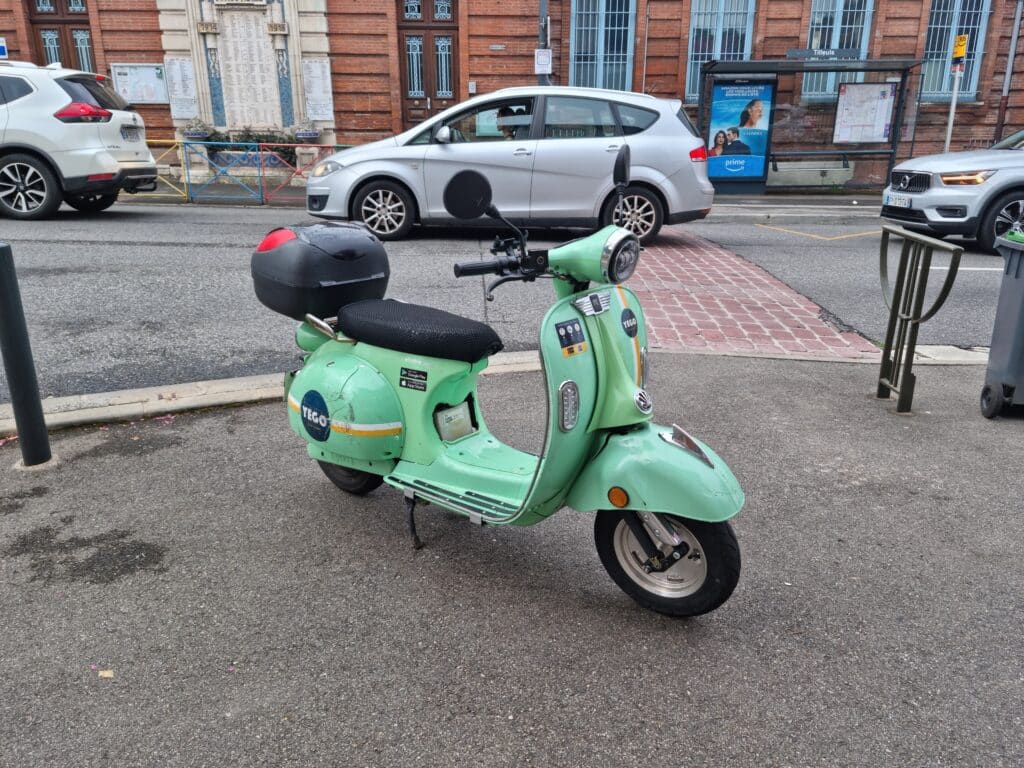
435,125,452,144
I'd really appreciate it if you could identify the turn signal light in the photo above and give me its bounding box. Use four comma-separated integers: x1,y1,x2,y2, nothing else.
608,487,629,508
54,102,112,123
689,146,707,163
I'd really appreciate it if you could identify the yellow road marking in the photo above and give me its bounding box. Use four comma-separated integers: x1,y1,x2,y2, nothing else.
755,223,880,241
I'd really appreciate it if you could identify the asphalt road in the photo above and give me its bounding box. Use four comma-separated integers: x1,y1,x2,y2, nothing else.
691,200,1001,347
1,355,1020,767
0,197,1002,403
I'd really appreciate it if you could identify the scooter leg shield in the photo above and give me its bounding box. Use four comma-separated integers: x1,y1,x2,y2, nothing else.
565,422,744,521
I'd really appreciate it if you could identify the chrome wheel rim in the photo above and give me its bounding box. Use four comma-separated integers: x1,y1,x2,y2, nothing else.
613,194,657,239
360,189,406,235
0,163,48,213
994,199,1024,240
613,515,707,598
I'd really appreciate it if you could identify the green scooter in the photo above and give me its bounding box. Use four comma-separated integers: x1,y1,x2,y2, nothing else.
252,149,744,617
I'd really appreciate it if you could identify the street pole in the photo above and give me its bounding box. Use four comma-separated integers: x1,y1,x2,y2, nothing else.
0,242,52,467
538,0,551,86
943,68,962,153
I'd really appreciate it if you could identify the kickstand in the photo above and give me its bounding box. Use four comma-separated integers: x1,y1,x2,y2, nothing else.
404,491,424,550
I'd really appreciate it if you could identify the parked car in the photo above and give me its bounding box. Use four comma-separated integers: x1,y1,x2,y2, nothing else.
0,60,157,220
307,86,714,244
881,129,1024,252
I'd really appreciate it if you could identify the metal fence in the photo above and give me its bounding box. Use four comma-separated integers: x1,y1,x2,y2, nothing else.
139,140,348,205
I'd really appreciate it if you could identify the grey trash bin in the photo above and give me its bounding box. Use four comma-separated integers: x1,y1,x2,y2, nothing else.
981,234,1024,418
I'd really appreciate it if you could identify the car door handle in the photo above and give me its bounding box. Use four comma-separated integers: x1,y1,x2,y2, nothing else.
513,148,532,157
606,145,621,153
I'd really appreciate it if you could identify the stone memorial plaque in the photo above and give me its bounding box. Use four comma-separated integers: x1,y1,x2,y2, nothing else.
302,58,334,122
219,9,282,129
165,56,199,119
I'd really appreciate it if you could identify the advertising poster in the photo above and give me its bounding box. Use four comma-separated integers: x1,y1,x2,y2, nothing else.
707,80,776,182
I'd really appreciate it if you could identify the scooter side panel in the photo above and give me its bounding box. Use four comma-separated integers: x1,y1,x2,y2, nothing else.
287,341,405,464
564,422,745,522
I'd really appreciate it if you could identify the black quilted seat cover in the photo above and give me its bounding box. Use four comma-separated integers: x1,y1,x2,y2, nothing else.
338,299,504,363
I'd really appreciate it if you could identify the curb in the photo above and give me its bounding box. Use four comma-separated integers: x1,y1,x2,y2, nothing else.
0,351,543,437
0,347,986,438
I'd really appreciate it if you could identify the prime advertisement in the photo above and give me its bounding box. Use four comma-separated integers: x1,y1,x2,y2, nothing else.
707,81,776,182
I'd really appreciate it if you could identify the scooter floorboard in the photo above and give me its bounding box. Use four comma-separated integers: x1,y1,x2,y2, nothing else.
386,433,537,523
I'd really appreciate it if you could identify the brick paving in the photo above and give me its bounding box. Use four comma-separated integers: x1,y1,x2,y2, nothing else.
634,228,881,361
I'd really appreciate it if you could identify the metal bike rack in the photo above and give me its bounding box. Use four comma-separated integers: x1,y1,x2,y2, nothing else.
877,224,962,413
0,242,51,466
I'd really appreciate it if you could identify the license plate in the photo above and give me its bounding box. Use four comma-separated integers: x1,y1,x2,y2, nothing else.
121,126,141,142
884,191,912,208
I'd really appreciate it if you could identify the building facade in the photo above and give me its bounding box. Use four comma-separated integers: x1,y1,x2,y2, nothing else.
2,0,1021,177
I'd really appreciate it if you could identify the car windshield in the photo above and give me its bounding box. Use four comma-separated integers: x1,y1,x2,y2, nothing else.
991,129,1024,150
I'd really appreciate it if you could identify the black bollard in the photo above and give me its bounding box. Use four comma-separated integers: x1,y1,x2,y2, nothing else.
0,242,51,466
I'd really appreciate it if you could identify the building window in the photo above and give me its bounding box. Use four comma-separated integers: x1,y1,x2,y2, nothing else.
40,29,61,64
71,28,92,72
921,0,991,100
404,1,421,20
802,0,874,98
569,0,636,91
435,35,453,97
405,35,425,97
686,0,756,102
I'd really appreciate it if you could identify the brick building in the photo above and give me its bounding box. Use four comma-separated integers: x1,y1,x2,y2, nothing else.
2,0,1021,182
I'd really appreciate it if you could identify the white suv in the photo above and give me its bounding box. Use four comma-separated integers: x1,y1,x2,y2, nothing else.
0,60,156,220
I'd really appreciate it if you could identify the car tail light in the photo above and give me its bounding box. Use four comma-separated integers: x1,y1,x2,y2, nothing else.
689,146,707,162
54,102,112,123
87,173,115,181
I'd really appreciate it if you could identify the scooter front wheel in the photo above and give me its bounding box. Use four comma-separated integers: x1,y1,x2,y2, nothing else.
317,461,384,496
594,510,740,617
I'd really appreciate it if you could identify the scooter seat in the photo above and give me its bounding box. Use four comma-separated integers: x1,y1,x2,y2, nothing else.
338,299,504,364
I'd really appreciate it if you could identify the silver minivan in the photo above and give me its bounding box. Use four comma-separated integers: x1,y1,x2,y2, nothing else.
307,86,714,243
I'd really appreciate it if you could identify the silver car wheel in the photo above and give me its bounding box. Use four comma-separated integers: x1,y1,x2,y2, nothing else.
360,188,406,235
613,194,658,240
994,198,1024,239
612,515,708,599
0,162,49,214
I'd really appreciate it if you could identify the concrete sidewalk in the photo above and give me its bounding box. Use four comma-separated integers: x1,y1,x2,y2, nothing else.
1,354,1020,767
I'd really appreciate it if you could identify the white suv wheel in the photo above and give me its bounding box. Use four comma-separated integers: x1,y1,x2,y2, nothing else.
0,155,62,220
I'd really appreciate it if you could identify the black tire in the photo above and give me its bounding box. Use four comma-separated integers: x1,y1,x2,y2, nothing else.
317,460,384,495
594,510,740,617
601,185,664,245
0,153,63,220
64,193,119,213
352,180,415,240
978,189,1024,253
980,384,1006,419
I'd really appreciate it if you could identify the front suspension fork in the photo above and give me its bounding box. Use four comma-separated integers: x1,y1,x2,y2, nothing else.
622,511,690,574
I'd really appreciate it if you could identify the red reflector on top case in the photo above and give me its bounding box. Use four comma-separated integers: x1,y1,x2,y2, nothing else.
256,229,297,252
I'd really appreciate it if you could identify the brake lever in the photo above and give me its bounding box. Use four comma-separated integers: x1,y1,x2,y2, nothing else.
484,274,524,302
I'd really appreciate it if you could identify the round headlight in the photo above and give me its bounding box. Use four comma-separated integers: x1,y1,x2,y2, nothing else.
312,160,342,178
603,232,641,283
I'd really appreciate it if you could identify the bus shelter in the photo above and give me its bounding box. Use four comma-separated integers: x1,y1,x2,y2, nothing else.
697,58,922,194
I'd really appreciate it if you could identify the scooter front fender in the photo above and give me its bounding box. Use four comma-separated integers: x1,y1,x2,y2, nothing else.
565,422,744,521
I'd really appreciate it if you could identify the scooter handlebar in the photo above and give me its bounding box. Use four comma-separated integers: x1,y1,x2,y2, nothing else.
453,256,517,278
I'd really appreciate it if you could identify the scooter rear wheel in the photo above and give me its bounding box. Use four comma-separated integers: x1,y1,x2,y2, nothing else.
317,461,384,496
594,510,740,617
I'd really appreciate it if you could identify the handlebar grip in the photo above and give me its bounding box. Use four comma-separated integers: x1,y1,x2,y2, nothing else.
454,259,505,278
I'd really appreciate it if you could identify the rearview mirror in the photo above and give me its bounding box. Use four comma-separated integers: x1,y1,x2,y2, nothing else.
443,170,493,220
435,125,451,144
613,144,631,187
